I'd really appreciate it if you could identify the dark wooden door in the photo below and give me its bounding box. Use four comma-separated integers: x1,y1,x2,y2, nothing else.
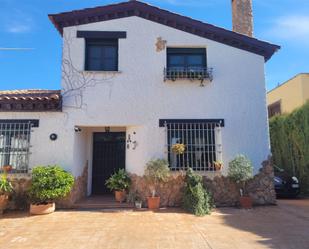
92,132,126,195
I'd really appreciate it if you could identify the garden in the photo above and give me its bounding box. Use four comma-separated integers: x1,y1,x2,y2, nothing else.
0,153,257,216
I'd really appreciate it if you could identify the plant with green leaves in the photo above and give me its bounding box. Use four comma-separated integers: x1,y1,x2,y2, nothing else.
183,168,213,216
105,169,131,191
145,159,170,197
270,101,309,195
28,165,74,204
228,154,253,196
0,174,13,195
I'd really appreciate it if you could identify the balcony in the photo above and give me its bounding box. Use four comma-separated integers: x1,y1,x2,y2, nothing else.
164,67,213,86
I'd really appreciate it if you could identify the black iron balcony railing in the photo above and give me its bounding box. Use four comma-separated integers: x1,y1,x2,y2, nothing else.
164,67,213,85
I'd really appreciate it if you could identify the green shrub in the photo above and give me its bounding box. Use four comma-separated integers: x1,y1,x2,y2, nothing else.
105,169,131,191
183,168,213,216
29,165,74,204
144,159,170,197
270,102,309,195
228,154,253,195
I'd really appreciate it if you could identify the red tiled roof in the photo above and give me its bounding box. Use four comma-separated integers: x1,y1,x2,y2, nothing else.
48,0,280,61
0,90,62,112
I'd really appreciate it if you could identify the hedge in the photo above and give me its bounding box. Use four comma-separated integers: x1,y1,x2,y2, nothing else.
269,101,309,195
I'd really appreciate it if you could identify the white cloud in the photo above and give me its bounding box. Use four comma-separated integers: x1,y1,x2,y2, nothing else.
7,23,32,33
266,15,309,45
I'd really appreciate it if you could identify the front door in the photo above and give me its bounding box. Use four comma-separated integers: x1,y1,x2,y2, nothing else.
92,132,126,195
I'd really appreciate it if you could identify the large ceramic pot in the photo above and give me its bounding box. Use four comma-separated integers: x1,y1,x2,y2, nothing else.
147,196,160,209
115,190,126,203
0,195,9,214
239,196,253,209
30,203,55,215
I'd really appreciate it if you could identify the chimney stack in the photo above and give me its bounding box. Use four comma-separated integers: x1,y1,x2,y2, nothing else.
231,0,253,37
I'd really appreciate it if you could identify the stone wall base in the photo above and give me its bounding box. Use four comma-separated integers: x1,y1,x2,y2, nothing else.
130,158,276,207
130,172,185,207
57,164,88,208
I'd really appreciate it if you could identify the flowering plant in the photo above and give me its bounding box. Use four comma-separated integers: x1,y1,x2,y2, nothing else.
171,143,186,155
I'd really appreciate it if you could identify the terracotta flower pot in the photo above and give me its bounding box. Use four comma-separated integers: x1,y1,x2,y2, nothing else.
30,203,55,215
0,195,9,214
115,190,126,203
239,196,253,209
147,196,160,209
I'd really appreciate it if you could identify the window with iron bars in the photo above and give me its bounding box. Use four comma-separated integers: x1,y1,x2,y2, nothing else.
0,122,33,173
163,120,223,171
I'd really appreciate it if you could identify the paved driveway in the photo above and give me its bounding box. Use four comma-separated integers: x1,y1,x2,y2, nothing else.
0,199,308,249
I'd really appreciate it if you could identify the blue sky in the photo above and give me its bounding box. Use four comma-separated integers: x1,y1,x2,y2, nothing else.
0,0,309,91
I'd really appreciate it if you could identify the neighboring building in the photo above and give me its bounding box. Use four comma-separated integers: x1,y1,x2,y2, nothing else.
267,73,309,118
0,1,279,199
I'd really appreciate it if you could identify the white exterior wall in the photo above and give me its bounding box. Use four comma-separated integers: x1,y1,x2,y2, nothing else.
0,16,270,191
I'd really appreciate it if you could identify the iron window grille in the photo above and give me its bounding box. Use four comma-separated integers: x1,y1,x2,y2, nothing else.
0,122,33,174
165,48,213,85
164,121,223,171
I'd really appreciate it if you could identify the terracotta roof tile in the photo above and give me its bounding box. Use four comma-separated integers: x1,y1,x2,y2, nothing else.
0,89,62,112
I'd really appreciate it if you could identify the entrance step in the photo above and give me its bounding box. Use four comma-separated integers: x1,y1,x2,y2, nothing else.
73,195,134,210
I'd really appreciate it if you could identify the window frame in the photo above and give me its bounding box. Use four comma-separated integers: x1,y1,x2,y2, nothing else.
85,39,119,72
167,48,207,70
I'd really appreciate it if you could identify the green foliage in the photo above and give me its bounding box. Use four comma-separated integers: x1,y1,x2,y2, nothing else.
269,102,309,195
29,165,74,204
183,168,213,216
228,155,253,183
105,169,131,191
0,173,13,195
145,159,170,196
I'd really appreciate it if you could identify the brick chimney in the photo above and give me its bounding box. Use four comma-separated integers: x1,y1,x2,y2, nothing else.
231,0,253,37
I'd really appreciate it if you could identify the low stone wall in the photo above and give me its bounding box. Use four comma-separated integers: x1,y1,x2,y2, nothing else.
7,176,31,210
57,164,88,208
130,172,185,207
6,164,88,210
204,159,276,206
130,158,276,207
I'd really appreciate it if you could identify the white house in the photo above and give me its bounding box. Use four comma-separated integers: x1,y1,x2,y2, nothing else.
0,0,279,198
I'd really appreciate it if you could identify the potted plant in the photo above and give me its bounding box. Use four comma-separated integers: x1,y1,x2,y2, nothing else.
228,155,254,209
127,190,143,209
0,166,13,214
28,165,74,215
105,169,131,203
213,161,223,171
171,143,185,155
144,159,170,209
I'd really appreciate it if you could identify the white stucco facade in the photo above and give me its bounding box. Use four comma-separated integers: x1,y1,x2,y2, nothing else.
0,16,271,195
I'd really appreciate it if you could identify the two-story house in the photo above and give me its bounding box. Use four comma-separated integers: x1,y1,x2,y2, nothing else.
0,0,279,205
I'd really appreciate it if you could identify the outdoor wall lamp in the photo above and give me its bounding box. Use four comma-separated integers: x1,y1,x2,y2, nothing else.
74,126,81,132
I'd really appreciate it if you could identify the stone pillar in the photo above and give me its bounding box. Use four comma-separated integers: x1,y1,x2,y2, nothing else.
231,0,253,37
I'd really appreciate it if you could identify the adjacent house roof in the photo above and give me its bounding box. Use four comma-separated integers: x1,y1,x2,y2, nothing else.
49,0,280,61
0,90,62,112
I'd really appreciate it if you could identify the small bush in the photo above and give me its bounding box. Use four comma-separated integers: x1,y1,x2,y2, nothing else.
228,154,253,195
183,168,213,216
145,159,170,197
105,169,131,191
29,165,74,204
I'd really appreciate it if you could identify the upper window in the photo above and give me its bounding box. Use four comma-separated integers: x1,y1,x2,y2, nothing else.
268,101,281,118
85,39,118,71
165,48,212,83
167,48,206,70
